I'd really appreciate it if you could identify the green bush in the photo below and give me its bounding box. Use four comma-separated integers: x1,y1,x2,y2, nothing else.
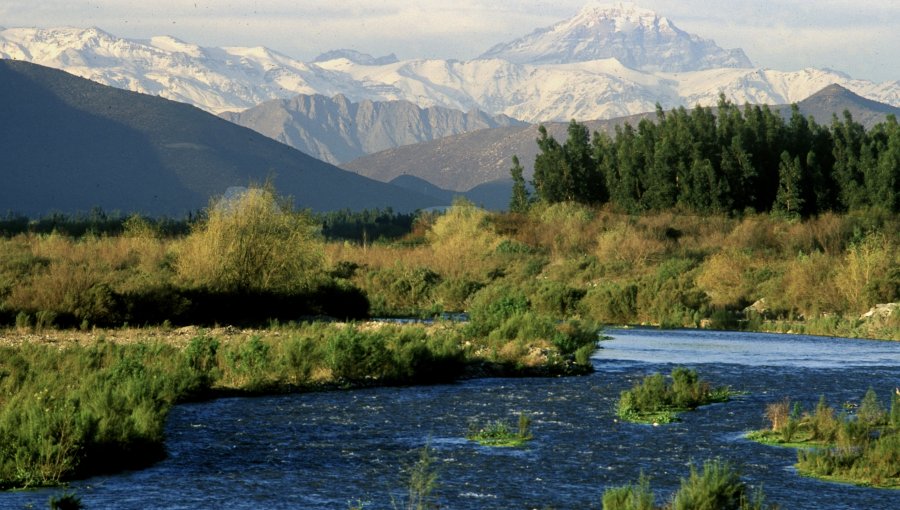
466,284,530,336
0,342,195,488
176,185,325,294
617,367,732,423
601,473,655,510
603,461,774,510
434,277,483,312
531,280,586,318
552,319,600,357
580,283,638,325
671,460,765,510
466,412,533,447
362,265,441,317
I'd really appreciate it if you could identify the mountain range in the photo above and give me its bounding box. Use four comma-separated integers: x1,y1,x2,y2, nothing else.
0,60,444,217
220,94,524,165
1,3,897,124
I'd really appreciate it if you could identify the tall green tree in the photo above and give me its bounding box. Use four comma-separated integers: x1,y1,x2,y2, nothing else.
832,111,868,210
508,155,531,213
532,125,569,203
563,119,606,203
774,151,805,218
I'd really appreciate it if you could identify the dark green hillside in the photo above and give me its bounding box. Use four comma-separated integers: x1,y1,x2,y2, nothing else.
0,60,444,217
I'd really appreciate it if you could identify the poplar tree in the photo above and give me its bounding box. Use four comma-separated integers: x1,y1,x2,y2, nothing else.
508,155,531,213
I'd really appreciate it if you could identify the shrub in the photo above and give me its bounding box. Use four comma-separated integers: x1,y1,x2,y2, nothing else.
176,185,325,294
857,387,887,427
601,473,655,510
764,398,790,432
671,460,757,510
434,277,483,313
362,264,440,317
531,280,586,318
552,319,600,357
402,445,440,510
604,461,775,510
426,199,502,278
580,282,638,325
834,232,896,313
466,284,529,336
48,491,83,510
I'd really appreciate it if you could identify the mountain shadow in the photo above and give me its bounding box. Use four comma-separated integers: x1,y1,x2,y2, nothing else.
0,60,444,217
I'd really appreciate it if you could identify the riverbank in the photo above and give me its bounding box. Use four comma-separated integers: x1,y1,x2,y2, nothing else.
0,319,597,490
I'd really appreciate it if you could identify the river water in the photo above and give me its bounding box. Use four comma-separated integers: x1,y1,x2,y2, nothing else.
4,328,899,509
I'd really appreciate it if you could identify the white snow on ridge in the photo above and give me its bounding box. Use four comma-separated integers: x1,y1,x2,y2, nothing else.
0,23,897,122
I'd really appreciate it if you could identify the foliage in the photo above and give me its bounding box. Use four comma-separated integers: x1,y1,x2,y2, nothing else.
0,317,595,490
466,412,533,447
751,389,900,488
508,155,531,213
601,472,655,510
616,367,733,424
318,208,416,244
603,460,775,510
176,185,325,294
401,445,439,510
530,101,900,216
671,460,771,510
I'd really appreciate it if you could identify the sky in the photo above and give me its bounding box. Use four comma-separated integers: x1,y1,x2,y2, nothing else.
1,0,898,83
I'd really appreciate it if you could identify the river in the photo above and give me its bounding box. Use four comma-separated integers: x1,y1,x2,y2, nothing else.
4,328,899,509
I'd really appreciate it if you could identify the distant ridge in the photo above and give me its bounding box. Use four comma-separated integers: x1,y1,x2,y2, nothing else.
220,93,525,165
792,84,900,127
0,60,445,217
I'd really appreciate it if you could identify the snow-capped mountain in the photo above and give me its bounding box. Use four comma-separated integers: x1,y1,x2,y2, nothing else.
1,4,898,123
478,2,752,71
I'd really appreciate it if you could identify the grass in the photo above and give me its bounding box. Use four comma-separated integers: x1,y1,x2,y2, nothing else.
616,367,736,424
466,412,533,447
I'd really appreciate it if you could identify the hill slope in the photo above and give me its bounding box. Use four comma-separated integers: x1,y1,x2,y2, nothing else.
220,94,525,165
0,60,444,217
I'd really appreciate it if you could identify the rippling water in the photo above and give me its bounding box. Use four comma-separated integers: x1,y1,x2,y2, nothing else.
4,329,899,509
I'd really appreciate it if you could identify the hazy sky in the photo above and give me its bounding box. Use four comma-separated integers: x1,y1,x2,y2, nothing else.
2,1,897,82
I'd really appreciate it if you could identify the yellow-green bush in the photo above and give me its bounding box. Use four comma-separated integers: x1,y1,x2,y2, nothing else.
176,187,324,293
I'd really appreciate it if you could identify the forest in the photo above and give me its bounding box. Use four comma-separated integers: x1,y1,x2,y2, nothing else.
517,97,899,217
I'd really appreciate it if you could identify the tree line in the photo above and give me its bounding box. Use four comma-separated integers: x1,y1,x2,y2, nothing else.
512,96,900,216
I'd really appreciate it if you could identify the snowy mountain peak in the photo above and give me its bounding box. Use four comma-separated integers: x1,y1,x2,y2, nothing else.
478,2,752,72
575,2,669,30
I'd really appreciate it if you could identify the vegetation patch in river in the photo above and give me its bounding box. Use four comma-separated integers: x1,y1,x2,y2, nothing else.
616,367,736,424
748,388,900,489
466,412,533,447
